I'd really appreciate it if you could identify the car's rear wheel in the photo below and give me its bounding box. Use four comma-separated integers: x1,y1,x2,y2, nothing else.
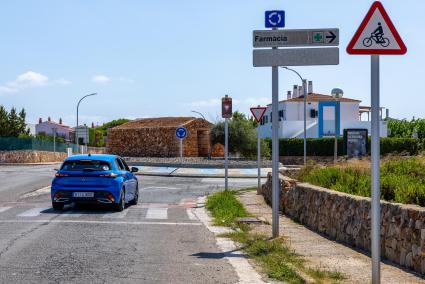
114,190,125,212
52,202,64,211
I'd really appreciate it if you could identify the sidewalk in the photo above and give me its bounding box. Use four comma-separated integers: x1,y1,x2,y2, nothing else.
238,191,425,284
135,166,272,178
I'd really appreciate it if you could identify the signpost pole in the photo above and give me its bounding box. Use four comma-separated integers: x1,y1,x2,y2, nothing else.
180,138,183,164
257,123,261,193
224,118,229,191
271,27,280,237
371,54,381,284
302,79,307,166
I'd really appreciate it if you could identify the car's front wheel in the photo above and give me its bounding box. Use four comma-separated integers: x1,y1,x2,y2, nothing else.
114,190,125,212
52,202,64,211
129,185,139,206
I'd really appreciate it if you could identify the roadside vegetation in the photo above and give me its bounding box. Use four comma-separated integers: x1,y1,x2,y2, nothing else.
210,111,271,159
297,156,425,206
206,190,345,283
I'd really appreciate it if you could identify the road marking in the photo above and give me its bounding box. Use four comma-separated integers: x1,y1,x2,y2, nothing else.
20,186,51,198
59,212,83,218
102,209,129,219
17,207,49,217
146,208,168,219
186,208,197,220
142,187,180,191
0,219,201,226
0,207,12,214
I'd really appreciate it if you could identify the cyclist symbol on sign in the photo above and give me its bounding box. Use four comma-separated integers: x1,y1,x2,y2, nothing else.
363,22,390,47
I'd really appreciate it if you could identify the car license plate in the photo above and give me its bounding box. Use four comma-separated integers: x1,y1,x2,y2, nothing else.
72,192,94,198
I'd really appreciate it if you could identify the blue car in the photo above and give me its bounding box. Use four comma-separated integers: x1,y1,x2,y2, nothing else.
51,154,139,212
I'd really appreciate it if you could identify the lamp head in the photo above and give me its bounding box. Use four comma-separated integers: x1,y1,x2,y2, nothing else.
331,88,344,99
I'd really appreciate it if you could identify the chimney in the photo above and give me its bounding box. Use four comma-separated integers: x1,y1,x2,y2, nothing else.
48,117,51,122
308,81,313,94
91,122,94,128
298,86,303,97
293,85,298,98
59,118,62,125
38,118,42,124
287,91,292,100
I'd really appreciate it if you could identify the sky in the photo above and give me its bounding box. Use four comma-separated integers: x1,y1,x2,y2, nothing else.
0,0,423,126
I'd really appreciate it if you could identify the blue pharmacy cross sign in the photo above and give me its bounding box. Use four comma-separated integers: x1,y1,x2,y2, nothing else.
265,10,285,28
175,127,187,139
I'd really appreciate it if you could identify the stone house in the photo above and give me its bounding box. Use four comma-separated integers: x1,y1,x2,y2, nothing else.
36,117,73,140
106,117,213,157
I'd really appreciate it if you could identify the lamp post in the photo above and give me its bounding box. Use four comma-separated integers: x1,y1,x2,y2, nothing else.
190,110,206,120
76,93,97,150
282,67,308,166
331,88,344,163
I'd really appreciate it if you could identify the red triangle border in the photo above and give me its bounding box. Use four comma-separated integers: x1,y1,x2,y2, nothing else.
250,107,267,123
346,1,407,55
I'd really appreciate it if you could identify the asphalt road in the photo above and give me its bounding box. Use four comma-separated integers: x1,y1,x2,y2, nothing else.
0,165,261,283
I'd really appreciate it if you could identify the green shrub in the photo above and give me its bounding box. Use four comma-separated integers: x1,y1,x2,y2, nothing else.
273,137,423,156
298,156,425,206
205,191,248,226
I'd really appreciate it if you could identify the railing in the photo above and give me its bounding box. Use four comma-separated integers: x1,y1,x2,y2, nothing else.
0,137,79,153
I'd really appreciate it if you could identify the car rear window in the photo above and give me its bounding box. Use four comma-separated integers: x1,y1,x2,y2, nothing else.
61,160,111,171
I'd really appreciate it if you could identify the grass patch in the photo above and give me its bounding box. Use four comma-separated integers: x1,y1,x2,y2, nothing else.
205,190,248,226
297,156,425,206
207,189,345,283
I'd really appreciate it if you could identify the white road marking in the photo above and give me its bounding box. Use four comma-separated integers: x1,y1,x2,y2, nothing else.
186,208,197,220
142,187,180,191
59,212,83,218
146,208,168,219
17,207,50,217
102,209,129,219
0,207,12,214
0,219,201,226
20,186,51,198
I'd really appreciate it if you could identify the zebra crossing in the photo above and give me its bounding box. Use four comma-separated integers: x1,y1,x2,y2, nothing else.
0,202,200,224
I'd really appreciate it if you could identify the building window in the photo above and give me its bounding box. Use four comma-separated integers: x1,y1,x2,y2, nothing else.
279,110,285,121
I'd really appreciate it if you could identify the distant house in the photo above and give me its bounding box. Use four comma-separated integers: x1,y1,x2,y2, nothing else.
107,117,213,157
35,117,73,140
258,82,388,139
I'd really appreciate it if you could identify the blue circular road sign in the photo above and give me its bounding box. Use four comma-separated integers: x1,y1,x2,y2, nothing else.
175,127,187,139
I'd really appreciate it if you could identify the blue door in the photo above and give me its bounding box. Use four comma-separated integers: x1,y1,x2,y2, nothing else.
318,101,340,138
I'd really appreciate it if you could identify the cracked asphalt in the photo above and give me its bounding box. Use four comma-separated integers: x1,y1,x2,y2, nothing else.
0,165,260,283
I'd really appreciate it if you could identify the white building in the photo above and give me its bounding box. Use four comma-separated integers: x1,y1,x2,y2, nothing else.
258,83,388,139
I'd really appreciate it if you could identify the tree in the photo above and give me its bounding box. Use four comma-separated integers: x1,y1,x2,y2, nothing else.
0,106,9,136
18,108,29,135
7,108,20,137
211,111,270,159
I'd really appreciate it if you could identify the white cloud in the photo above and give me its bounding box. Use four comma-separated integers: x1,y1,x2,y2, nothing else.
0,71,71,95
92,75,111,83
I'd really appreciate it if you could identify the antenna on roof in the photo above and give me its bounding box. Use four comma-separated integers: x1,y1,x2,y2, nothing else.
88,153,91,157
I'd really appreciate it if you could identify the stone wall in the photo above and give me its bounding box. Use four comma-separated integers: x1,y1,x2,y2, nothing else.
107,118,212,157
0,150,66,163
260,172,425,275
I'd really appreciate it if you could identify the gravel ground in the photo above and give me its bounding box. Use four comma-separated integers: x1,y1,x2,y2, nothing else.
124,157,274,168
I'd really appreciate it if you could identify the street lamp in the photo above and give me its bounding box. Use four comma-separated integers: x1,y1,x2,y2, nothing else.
76,93,97,149
282,67,308,166
190,110,206,120
331,88,344,163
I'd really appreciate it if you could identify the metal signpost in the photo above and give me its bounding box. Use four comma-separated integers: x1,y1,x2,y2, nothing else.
222,95,232,191
250,106,267,193
347,2,407,283
175,126,187,164
253,11,340,238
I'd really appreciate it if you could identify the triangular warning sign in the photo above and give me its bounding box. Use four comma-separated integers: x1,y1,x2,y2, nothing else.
347,1,406,55
250,107,267,123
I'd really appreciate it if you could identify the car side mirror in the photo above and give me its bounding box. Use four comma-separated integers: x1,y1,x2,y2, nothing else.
131,167,139,173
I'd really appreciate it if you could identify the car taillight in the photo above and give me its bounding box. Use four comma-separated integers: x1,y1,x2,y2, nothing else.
107,193,115,202
99,173,118,178
54,192,61,199
55,173,69,177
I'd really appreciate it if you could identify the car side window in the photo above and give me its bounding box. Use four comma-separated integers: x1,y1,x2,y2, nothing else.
116,159,125,171
120,158,131,172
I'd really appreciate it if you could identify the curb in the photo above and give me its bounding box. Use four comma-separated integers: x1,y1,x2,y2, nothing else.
0,162,61,166
136,172,269,179
127,161,276,169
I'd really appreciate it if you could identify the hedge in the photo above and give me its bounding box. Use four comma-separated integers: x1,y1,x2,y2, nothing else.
264,137,422,156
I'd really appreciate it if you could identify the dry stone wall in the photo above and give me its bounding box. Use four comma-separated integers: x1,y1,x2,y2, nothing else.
260,172,425,275
0,150,66,163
